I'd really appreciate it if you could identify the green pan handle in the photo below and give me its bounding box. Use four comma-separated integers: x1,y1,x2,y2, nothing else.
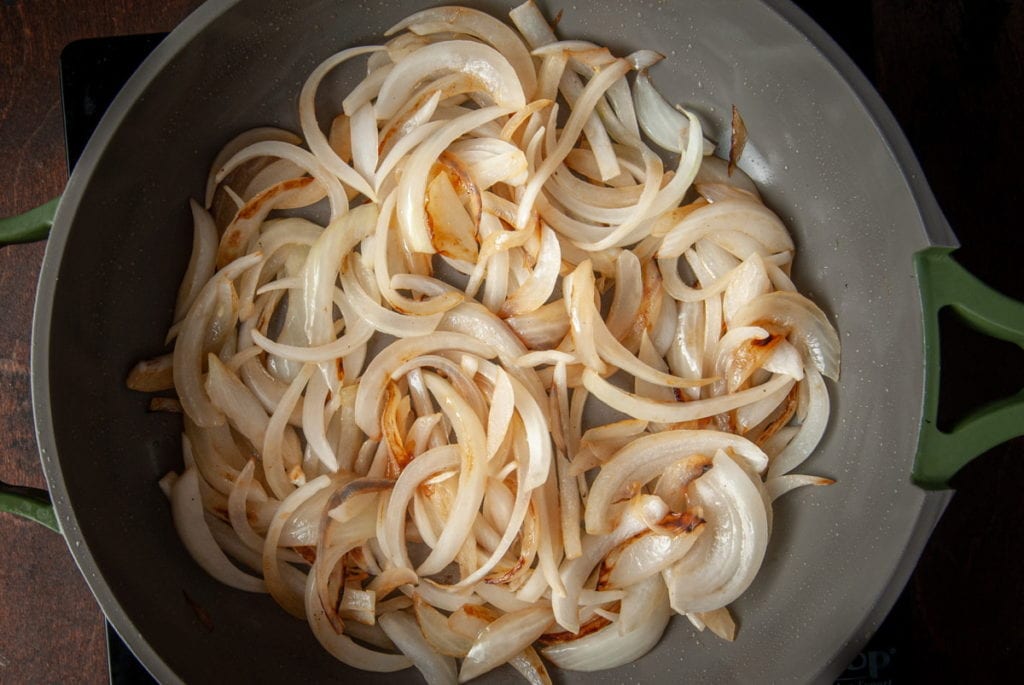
913,246,1024,489
0,196,59,246
0,196,60,531
0,480,59,532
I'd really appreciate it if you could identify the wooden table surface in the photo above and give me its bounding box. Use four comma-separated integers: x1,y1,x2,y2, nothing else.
1,1,1021,682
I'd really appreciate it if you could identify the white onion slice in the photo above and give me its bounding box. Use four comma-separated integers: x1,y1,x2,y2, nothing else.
388,6,537,100
543,574,670,671
340,254,444,337
349,102,379,186
412,594,474,657
263,475,332,617
174,200,219,324
767,366,830,477
554,496,668,632
378,611,457,685
582,367,792,426
381,444,461,569
731,291,841,381
500,224,561,317
397,106,514,254
766,473,835,501
663,450,769,614
515,59,632,228
586,430,768,534
227,460,267,552
355,333,496,438
204,126,302,208
376,40,525,120
657,199,794,259
215,141,348,223
415,373,489,576
171,467,266,592
459,605,554,682
603,514,706,588
174,253,261,427
298,45,383,199
633,70,713,155
305,568,414,670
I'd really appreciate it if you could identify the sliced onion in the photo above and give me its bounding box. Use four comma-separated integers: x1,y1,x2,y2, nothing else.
767,366,831,477
349,101,379,185
378,610,458,685
126,353,174,392
729,105,748,176
543,573,670,671
509,647,553,685
505,301,570,351
730,291,841,381
583,367,792,426
426,170,479,263
380,444,461,569
415,373,489,576
586,430,768,534
516,59,633,228
388,6,537,100
602,513,706,588
459,605,554,682
412,594,474,657
227,459,269,552
663,450,769,614
633,70,713,155
215,141,348,225
174,253,262,427
499,224,561,317
696,606,736,642
340,254,444,337
171,467,266,592
298,45,383,199
204,126,302,208
657,199,794,260
174,200,219,323
694,154,761,198
355,332,497,438
306,595,410,673
205,354,271,461
563,261,607,374
554,496,668,632
397,106,514,254
376,40,525,120
263,475,332,617
766,473,835,501
148,5,844,678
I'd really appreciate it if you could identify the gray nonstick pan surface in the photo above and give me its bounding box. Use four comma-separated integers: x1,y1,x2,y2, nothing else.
6,0,1022,682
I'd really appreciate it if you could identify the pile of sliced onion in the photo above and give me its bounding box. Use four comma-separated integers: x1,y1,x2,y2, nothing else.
128,2,840,681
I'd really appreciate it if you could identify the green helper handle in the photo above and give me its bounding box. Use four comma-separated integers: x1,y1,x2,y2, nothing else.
0,480,59,533
0,196,59,246
0,197,60,532
914,247,1024,489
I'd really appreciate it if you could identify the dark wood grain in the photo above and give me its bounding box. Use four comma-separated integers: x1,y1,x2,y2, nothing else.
0,2,203,682
0,0,1020,683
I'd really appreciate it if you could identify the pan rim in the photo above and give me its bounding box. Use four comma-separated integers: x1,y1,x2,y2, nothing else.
29,1,955,683
31,2,241,683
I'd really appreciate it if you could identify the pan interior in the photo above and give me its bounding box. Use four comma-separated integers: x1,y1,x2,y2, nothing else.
37,0,938,682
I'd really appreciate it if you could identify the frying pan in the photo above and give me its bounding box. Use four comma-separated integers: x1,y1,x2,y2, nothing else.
2,0,1023,682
